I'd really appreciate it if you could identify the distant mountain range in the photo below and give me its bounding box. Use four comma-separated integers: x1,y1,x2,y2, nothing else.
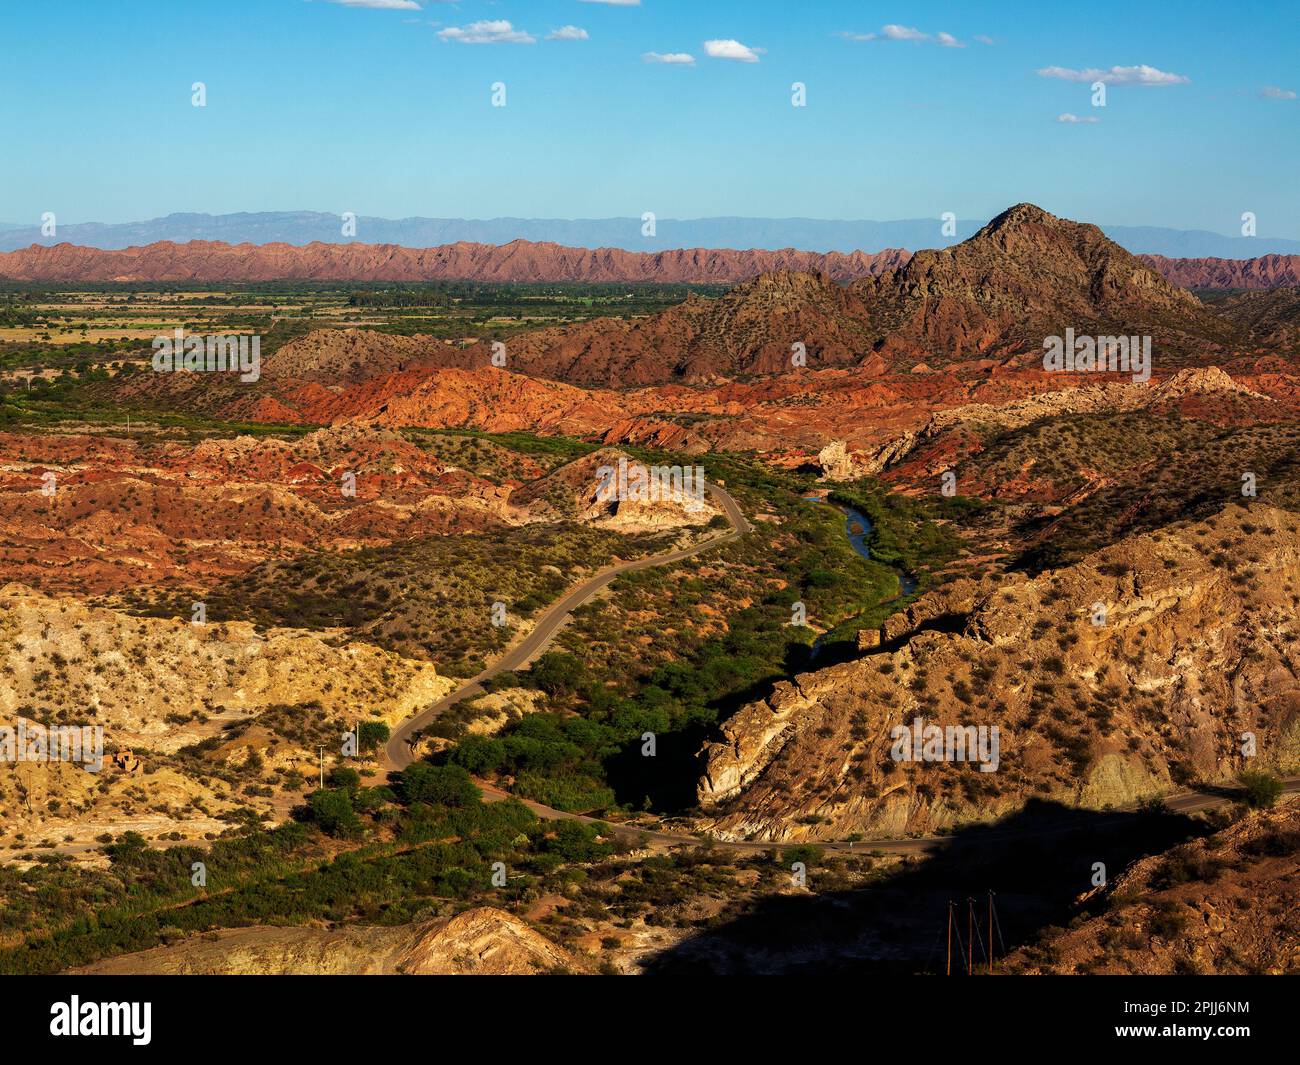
2,211,1298,259
88,205,1296,401
2,235,1296,291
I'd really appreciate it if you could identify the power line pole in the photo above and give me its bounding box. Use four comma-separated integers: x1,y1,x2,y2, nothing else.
988,891,994,975
967,898,974,976
946,901,953,977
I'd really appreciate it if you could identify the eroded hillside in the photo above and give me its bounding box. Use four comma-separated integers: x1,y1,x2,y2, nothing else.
699,505,1300,841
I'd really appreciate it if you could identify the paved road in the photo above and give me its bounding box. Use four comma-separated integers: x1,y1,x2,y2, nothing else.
384,482,752,772
465,776,1300,857
30,775,1296,863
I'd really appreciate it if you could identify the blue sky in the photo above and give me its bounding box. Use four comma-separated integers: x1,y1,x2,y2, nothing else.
2,0,1297,235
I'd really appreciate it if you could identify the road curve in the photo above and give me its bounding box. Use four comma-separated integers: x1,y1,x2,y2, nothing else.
384,482,753,772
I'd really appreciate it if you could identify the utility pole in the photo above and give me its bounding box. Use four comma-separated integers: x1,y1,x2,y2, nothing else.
967,898,974,976
946,901,953,976
318,745,325,790
988,891,994,975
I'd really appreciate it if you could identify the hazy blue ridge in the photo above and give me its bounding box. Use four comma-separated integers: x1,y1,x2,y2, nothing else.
2,212,1297,258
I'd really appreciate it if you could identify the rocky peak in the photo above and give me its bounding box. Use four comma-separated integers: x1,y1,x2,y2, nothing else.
977,201,1060,234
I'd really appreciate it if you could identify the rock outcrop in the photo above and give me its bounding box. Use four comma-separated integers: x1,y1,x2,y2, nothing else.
1141,253,1300,291
816,441,854,481
0,586,454,745
508,448,721,532
0,586,456,849
72,908,575,975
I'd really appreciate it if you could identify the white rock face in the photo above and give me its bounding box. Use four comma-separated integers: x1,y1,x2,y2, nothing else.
817,440,854,481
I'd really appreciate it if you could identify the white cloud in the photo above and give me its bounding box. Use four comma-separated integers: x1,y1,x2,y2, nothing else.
1036,64,1189,86
974,35,996,46
323,0,421,8
438,19,535,45
703,39,762,63
547,26,589,41
1259,85,1297,100
643,52,695,66
841,25,967,47
1057,113,1100,124
879,24,928,42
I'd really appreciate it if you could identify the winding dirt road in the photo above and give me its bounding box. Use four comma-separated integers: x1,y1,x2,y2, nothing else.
384,482,752,772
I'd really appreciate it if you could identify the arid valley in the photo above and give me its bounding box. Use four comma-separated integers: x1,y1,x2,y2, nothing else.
4,7,1299,1042
1,204,1298,982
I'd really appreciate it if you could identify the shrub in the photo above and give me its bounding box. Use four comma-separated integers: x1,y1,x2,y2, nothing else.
450,735,508,776
327,767,361,791
1238,770,1283,809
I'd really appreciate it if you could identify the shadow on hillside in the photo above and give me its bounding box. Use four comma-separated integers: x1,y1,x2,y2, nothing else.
604,724,714,812
640,798,1210,975
603,637,815,813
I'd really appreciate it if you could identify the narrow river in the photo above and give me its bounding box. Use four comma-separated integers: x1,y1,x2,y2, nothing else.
806,497,916,662
831,501,918,597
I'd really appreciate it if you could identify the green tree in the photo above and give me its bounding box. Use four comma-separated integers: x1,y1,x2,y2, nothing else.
358,721,390,753
307,788,363,837
450,735,507,776
103,831,149,867
782,844,825,867
530,652,587,698
401,763,481,808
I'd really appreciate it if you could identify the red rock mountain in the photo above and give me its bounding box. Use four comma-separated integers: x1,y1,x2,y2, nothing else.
852,203,1233,360
0,232,1294,290
0,238,908,284
102,205,1289,396
402,203,1247,381
249,270,882,388
468,269,883,385
1143,253,1300,290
